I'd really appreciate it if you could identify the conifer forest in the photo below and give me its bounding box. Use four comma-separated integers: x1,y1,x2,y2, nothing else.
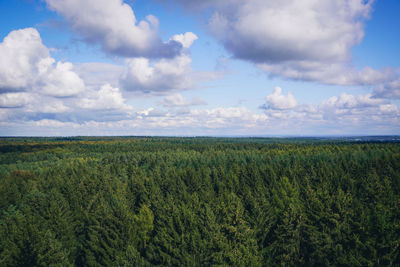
0,137,399,266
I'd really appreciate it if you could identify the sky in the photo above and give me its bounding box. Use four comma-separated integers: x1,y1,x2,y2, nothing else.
0,0,399,136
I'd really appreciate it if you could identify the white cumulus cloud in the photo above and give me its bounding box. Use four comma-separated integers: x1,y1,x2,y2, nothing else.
167,0,400,99
204,0,373,63
0,28,49,91
170,32,198,49
0,28,136,124
45,0,183,58
121,54,194,94
37,58,85,97
79,84,131,111
0,28,85,97
261,87,297,110
119,32,220,94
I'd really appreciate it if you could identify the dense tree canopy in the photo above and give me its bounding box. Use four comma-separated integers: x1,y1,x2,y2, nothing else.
0,137,399,266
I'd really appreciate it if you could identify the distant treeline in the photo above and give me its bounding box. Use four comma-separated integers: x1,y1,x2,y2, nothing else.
0,138,399,266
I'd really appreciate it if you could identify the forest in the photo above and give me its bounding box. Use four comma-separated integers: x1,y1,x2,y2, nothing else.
0,137,399,266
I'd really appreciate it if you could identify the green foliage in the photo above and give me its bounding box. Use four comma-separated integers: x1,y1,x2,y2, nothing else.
0,137,399,266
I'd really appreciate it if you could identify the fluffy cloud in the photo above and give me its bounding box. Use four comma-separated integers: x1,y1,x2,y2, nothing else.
121,53,194,94
261,87,297,110
0,28,85,97
79,84,131,111
0,28,134,125
170,32,198,49
175,0,372,64
45,0,182,58
167,0,400,99
120,53,221,94
119,32,199,93
120,31,221,94
0,28,49,91
37,58,85,97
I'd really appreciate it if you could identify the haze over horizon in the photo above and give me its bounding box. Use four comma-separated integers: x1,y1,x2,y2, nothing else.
0,0,399,136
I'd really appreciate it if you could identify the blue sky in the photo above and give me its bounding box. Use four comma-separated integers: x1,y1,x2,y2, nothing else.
0,0,399,136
